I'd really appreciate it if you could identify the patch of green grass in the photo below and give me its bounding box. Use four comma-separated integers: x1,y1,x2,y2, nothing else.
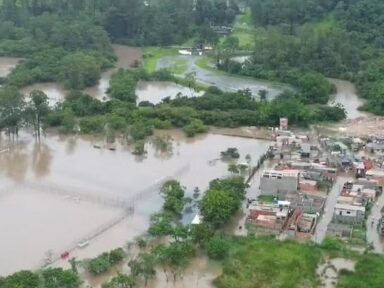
348,225,366,246
143,47,178,73
214,237,322,288
195,57,214,70
338,254,384,288
232,29,255,49
257,195,276,203
168,59,188,75
237,8,253,27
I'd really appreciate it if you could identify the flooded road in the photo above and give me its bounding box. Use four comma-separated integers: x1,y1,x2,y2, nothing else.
158,56,284,100
0,130,270,275
313,176,352,244
366,193,384,254
328,79,368,120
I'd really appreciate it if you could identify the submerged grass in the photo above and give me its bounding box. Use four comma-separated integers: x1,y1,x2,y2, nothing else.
143,47,178,73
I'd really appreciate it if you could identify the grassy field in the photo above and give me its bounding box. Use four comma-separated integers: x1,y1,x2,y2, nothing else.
143,47,178,73
195,56,214,70
214,237,322,288
230,8,255,49
168,58,188,75
338,254,384,288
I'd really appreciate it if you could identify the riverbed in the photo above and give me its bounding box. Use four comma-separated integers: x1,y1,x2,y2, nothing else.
0,130,270,275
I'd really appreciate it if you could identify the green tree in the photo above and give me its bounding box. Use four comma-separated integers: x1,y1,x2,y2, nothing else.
258,89,268,101
156,242,194,283
102,273,136,288
160,180,185,216
228,163,239,175
199,189,236,227
0,270,39,288
183,119,208,137
108,70,137,103
41,268,82,288
128,253,156,287
0,86,25,138
26,90,49,139
60,52,101,89
207,236,230,260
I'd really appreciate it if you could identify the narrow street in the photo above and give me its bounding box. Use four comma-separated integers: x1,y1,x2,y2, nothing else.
366,193,384,254
313,176,352,244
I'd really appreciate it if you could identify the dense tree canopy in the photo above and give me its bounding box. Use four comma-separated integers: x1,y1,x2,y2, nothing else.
236,0,384,114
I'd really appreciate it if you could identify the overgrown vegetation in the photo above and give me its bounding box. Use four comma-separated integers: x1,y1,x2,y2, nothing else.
217,0,384,114
0,268,81,288
87,248,125,275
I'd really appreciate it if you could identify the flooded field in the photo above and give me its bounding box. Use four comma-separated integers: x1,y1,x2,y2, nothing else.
0,130,270,275
136,81,203,104
158,55,285,99
20,82,67,106
84,45,143,100
329,79,368,120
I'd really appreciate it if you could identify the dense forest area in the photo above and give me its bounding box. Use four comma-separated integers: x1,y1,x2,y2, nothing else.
0,0,237,89
222,0,384,114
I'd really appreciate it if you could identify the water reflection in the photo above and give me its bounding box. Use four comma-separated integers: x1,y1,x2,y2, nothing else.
0,140,28,181
31,142,52,178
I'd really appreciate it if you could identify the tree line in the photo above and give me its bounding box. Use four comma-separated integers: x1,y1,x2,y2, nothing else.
225,0,384,114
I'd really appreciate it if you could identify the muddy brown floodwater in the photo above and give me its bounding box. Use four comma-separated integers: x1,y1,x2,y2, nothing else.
20,45,143,104
84,45,143,100
0,57,20,78
0,130,270,276
136,81,203,105
328,79,369,120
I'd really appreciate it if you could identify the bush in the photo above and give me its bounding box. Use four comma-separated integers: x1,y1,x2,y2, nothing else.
183,119,208,137
207,236,230,260
79,116,105,134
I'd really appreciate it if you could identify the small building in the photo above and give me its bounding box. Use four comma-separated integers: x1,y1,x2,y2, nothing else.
247,202,290,234
260,169,300,196
366,169,384,186
300,143,311,158
280,117,288,130
326,223,353,239
333,203,365,225
285,192,325,214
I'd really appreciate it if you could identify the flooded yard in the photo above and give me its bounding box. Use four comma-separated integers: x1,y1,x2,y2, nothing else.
0,130,270,275
317,258,355,288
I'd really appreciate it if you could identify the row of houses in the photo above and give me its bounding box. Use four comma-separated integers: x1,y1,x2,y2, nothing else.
246,129,333,240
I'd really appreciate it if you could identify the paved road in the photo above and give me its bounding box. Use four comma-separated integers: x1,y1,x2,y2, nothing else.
366,193,384,254
313,176,352,244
